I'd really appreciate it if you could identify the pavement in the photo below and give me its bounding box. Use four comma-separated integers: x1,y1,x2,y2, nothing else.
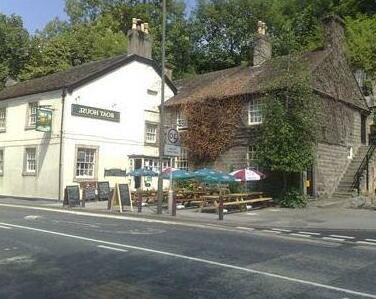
1,196,375,231
1,203,376,298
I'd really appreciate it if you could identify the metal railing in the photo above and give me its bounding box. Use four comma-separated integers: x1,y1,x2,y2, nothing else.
352,136,376,194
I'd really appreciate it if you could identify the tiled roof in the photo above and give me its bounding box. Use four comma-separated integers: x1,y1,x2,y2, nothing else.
166,49,368,111
0,54,177,101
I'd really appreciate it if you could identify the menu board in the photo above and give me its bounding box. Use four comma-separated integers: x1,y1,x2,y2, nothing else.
65,185,80,207
97,181,110,201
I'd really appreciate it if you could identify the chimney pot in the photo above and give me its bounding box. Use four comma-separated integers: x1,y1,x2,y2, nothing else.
127,17,152,59
253,21,272,66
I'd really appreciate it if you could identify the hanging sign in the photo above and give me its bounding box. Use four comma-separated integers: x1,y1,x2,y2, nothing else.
71,104,120,122
36,108,52,132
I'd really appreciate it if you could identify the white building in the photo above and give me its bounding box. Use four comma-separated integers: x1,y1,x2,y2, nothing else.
0,21,176,200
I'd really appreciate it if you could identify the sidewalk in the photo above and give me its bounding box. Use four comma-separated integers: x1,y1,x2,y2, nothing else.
1,196,376,231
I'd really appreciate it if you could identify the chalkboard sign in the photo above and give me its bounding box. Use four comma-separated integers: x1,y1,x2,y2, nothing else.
83,186,96,201
118,184,131,207
65,185,80,207
97,181,110,201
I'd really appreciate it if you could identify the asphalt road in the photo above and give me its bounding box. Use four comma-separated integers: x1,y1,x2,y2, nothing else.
1,205,376,299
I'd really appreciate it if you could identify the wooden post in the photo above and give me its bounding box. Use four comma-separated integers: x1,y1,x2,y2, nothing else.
218,194,224,221
137,189,142,213
172,191,176,217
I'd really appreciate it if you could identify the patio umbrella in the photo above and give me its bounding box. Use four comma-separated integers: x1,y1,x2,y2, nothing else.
127,168,158,177
201,173,236,184
193,168,224,178
230,168,265,182
162,169,194,180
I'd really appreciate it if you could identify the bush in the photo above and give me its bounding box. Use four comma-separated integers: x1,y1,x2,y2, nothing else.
279,189,307,208
229,182,243,193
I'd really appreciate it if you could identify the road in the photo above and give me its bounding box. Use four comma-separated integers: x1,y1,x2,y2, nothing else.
0,204,376,299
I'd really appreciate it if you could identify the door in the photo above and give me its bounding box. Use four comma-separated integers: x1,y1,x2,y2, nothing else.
361,114,367,145
134,159,142,189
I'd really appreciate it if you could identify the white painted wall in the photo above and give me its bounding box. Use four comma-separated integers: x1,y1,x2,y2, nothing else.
61,60,174,198
0,59,174,200
0,91,63,199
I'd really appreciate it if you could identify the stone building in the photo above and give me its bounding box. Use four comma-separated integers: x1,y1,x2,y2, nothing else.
165,16,373,199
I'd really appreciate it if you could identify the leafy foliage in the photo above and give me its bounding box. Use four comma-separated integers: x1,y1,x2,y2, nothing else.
257,55,318,174
181,97,242,165
279,189,307,208
0,14,30,87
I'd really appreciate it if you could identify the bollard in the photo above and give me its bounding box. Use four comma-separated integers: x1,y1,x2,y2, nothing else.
172,191,176,216
137,189,142,213
218,196,224,220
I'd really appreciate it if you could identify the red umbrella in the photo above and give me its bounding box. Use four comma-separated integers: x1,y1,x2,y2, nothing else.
230,168,265,182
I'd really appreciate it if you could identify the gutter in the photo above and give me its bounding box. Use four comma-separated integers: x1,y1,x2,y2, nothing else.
58,88,67,201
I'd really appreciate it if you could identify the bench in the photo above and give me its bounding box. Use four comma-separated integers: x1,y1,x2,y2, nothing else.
223,197,273,211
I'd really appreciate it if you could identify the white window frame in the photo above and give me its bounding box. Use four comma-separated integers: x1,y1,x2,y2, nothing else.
177,110,188,130
0,107,6,132
26,102,38,129
247,145,258,169
23,147,37,176
0,148,4,176
75,146,98,180
145,124,157,143
248,98,263,125
175,148,189,171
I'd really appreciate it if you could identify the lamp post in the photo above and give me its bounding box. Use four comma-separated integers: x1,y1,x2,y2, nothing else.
157,0,167,214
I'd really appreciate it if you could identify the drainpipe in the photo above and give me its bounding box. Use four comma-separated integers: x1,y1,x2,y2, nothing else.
58,88,67,201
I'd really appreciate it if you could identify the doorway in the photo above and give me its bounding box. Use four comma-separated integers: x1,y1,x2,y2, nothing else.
361,114,367,145
134,159,142,189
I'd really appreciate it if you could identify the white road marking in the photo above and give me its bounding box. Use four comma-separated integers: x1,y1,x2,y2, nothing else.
236,227,255,231
262,229,281,234
271,228,291,232
24,215,41,220
290,233,312,238
365,239,376,243
298,231,320,236
1,222,375,299
329,235,354,240
356,241,376,246
322,237,345,242
97,245,128,253
0,225,11,230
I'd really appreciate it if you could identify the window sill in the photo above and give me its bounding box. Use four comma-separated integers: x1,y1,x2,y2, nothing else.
0,129,5,133
22,171,37,176
25,125,36,131
74,177,96,182
248,122,262,126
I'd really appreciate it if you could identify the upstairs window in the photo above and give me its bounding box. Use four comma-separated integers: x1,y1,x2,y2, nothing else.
177,110,188,130
27,102,38,127
145,124,157,143
248,98,263,125
0,108,6,131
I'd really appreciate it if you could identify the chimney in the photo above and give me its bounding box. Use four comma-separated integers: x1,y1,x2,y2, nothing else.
322,15,345,53
165,63,174,80
127,18,152,59
253,21,272,66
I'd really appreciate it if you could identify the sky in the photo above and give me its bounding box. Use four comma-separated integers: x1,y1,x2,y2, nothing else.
0,0,195,34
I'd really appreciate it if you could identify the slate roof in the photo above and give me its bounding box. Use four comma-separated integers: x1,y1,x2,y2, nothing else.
166,49,368,111
0,54,177,101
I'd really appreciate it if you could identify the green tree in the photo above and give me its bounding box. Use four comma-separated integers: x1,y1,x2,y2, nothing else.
346,15,376,78
21,14,127,80
257,56,318,192
0,13,30,87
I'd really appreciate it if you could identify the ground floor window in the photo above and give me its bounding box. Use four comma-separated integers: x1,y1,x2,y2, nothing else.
143,158,171,172
24,147,37,175
176,148,189,170
247,145,258,168
75,147,97,179
0,149,3,175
